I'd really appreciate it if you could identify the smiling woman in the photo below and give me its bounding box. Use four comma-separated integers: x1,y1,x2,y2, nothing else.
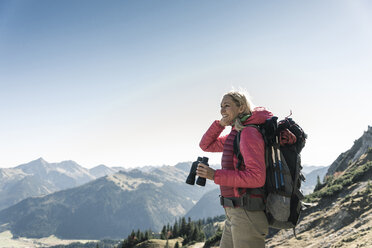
197,90,273,248
220,91,253,131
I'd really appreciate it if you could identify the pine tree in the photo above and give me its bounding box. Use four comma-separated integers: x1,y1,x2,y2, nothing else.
197,220,202,229
161,225,167,240
121,230,137,248
136,229,141,241
314,175,323,191
198,227,205,241
168,225,173,238
174,241,180,248
186,219,192,237
130,230,136,239
180,217,187,236
182,235,189,246
178,217,182,234
131,230,138,246
207,217,212,224
191,227,198,241
173,219,179,238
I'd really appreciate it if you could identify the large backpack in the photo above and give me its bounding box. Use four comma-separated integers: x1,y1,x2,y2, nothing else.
234,116,307,230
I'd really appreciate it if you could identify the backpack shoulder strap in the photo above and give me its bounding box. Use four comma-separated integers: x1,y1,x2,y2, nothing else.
233,124,261,170
233,124,266,196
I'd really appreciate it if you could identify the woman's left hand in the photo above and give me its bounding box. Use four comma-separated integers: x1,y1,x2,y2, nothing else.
196,163,215,181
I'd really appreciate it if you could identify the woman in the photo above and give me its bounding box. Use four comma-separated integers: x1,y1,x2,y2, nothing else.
196,91,273,248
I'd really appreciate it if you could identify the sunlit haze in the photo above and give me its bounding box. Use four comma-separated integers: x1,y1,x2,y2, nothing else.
0,0,371,169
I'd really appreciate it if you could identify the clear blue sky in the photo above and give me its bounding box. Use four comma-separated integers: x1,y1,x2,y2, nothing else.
1,0,371,168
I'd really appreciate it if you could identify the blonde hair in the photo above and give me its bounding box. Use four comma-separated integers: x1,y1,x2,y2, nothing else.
223,91,253,131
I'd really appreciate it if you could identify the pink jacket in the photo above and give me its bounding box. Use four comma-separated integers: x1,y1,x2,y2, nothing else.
199,107,273,197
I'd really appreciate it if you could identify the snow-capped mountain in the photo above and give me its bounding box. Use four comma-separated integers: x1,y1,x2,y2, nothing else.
1,158,103,210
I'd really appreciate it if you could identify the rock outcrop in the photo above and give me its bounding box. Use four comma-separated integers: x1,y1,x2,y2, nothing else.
327,126,372,176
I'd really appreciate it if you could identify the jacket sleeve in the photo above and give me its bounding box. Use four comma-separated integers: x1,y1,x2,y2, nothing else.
199,120,228,152
214,127,266,188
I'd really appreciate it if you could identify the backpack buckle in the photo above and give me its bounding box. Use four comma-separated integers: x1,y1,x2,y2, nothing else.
240,195,247,207
220,196,235,208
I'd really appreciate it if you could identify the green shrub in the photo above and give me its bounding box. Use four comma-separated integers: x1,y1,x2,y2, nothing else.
203,229,222,248
305,161,372,202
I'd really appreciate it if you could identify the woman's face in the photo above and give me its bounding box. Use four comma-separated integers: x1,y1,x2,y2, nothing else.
220,95,243,125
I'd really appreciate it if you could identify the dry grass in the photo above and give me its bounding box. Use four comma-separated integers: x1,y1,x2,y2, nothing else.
0,230,97,248
134,237,183,248
266,183,372,248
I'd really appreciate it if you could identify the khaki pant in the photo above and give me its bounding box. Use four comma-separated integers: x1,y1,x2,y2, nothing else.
220,207,268,248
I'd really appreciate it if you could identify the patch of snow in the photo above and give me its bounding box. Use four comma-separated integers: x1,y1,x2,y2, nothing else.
107,173,163,191
168,204,186,216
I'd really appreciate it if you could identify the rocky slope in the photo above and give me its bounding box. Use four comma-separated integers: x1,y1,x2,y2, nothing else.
327,126,372,176
266,149,372,248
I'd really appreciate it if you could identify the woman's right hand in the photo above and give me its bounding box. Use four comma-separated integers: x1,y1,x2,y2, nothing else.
219,117,230,127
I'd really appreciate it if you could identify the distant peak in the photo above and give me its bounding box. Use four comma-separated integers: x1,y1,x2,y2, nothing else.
90,164,110,171
15,157,50,170
361,126,372,141
34,157,48,164
61,160,79,165
367,125,372,133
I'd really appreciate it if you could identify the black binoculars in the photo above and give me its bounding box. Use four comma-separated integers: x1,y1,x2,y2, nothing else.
186,156,209,186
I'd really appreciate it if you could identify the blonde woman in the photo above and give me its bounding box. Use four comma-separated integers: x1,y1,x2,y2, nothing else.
196,91,273,248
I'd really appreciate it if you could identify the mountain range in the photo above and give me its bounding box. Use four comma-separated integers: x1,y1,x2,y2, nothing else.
0,158,323,234
0,162,217,239
0,158,124,211
2,126,370,242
